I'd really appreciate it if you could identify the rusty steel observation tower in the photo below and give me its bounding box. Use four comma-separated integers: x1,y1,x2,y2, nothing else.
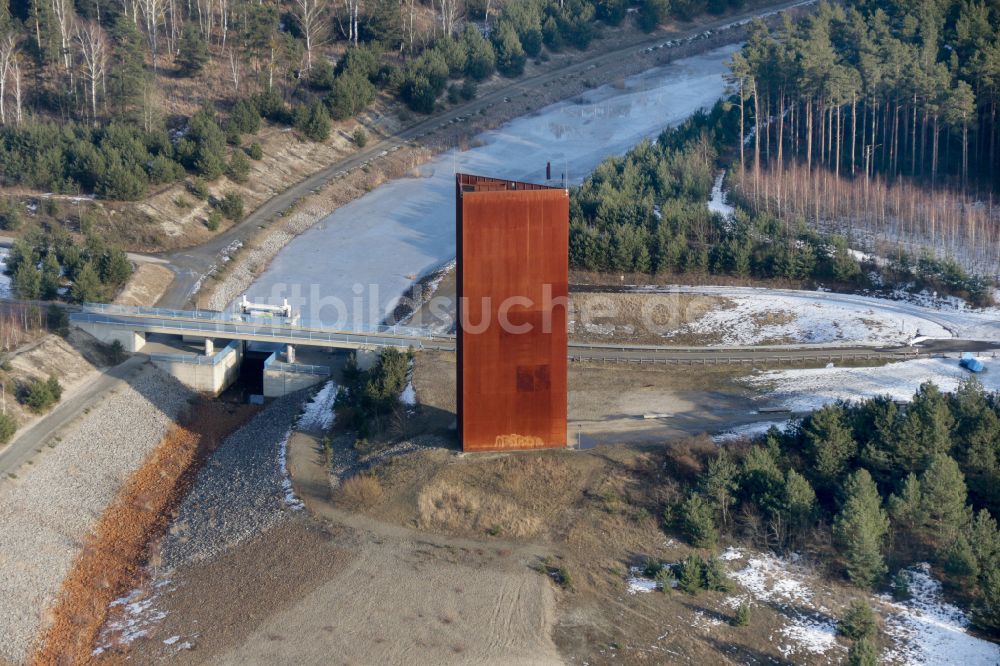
455,173,569,452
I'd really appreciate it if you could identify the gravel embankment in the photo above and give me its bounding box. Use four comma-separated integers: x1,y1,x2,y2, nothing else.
0,366,191,665
159,392,309,569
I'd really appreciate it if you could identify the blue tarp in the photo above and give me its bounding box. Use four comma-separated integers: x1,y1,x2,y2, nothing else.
960,353,986,373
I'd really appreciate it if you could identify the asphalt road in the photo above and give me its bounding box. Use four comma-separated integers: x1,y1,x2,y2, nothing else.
0,355,149,478
154,0,816,310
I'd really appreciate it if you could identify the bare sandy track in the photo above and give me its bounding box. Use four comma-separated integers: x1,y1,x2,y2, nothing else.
121,423,561,665
212,537,560,666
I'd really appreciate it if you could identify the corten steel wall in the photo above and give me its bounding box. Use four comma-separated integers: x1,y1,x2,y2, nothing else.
456,174,569,452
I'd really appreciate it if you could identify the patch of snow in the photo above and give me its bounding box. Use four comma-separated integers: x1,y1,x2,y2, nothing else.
848,248,890,267
93,582,174,654
881,564,1000,666
692,610,724,630
712,419,795,443
707,171,735,222
399,359,417,409
626,567,658,594
667,293,951,346
0,249,11,299
425,259,455,296
728,553,842,658
297,380,337,432
163,636,180,645
749,356,1000,412
720,547,744,561
892,287,981,313
400,382,416,407
277,430,304,511
631,284,1000,343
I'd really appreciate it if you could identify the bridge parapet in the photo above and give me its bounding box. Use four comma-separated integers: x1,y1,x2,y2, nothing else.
149,340,243,395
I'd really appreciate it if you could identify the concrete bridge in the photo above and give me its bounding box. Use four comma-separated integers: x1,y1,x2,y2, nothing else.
70,303,455,397
70,303,456,354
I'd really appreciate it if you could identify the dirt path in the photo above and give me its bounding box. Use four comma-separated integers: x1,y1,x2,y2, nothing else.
211,536,561,665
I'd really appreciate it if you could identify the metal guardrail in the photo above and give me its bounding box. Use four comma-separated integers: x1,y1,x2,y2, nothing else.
78,302,437,340
70,311,452,350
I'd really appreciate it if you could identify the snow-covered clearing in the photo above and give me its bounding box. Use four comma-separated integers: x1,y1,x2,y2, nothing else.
724,549,844,659
665,292,952,346
749,355,1000,412
880,564,1000,666
633,285,1000,344
296,380,337,432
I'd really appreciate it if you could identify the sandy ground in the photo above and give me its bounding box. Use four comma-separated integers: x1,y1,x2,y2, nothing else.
412,349,760,449
211,534,560,666
122,425,561,665
570,292,727,345
0,331,109,448
136,124,361,250
114,263,176,307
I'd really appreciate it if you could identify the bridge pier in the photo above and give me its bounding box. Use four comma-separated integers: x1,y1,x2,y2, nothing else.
285,344,296,364
205,339,214,356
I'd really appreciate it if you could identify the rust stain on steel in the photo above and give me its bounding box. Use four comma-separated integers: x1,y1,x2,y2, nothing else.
456,173,569,452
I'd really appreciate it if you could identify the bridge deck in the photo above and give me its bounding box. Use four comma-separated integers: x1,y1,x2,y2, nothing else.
71,303,926,363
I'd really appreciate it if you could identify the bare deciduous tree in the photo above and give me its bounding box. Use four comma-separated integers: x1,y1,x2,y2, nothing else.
165,0,180,57
0,34,18,125
11,53,22,125
405,0,416,53
76,21,108,125
218,0,229,49
137,0,165,70
50,0,76,86
439,0,461,37
227,47,241,93
343,0,359,47
119,0,141,23
293,0,328,71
